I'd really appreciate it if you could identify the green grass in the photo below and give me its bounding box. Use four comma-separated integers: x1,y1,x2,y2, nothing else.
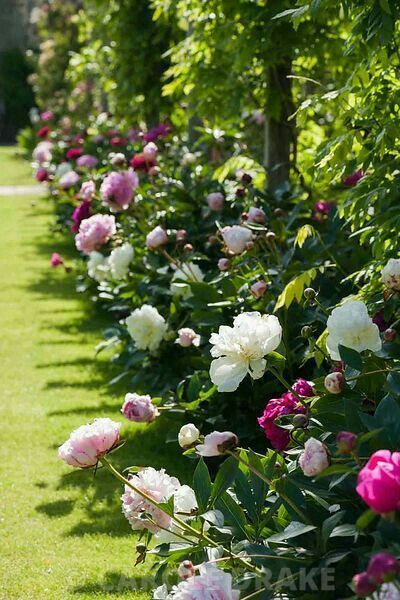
0,145,35,185
0,150,189,599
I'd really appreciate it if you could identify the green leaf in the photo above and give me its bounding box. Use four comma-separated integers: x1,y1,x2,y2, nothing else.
193,458,211,512
295,224,316,248
356,509,377,531
210,456,239,506
274,267,325,312
267,352,286,374
338,345,363,372
268,521,316,543
387,371,400,395
216,492,248,537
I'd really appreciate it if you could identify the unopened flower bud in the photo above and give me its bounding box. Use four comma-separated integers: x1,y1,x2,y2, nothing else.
324,372,344,394
299,438,329,477
183,243,193,252
301,325,313,338
266,231,276,242
208,235,217,245
136,543,147,554
292,414,308,429
196,431,238,457
336,431,357,453
178,560,195,580
207,192,224,211
273,208,284,217
250,280,268,298
384,328,397,342
236,187,246,198
245,240,255,250
178,423,200,448
368,552,400,584
248,206,266,224
304,288,316,300
218,258,230,272
146,226,168,250
176,229,187,242
241,212,249,221
241,173,253,186
353,572,376,597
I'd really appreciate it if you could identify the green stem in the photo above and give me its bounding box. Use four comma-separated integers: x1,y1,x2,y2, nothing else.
268,366,310,412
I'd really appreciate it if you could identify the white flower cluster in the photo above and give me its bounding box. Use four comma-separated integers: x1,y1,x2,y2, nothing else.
87,243,134,282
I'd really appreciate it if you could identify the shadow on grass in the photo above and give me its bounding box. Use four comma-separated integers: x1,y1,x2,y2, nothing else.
73,571,158,596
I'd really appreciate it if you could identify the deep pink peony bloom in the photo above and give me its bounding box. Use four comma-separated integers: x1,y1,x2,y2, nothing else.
143,123,171,142
37,125,50,138
58,418,120,468
342,169,365,187
121,393,158,423
66,147,83,160
71,200,92,233
35,167,49,182
258,392,306,451
367,552,399,584
312,200,336,222
292,378,314,398
40,110,53,121
100,169,139,211
50,252,63,267
356,450,400,513
76,154,98,169
353,572,376,597
130,152,156,172
373,310,388,332
110,136,127,147
75,214,116,254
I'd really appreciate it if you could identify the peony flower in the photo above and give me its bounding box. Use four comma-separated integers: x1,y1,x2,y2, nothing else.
324,371,344,394
126,304,167,351
373,583,400,599
109,152,126,166
209,312,282,392
75,214,116,254
80,180,96,201
196,431,238,457
143,142,158,160
66,147,83,160
146,226,168,249
356,450,400,514
336,431,357,453
250,280,268,298
207,192,224,211
58,418,120,468
353,572,376,597
155,563,239,600
221,225,253,255
176,328,200,348
108,243,134,279
171,262,204,299
293,378,314,397
121,393,158,423
110,136,127,147
76,154,98,169
71,200,92,233
312,200,336,222
299,438,330,477
178,424,200,448
373,310,388,332
41,110,53,121
35,167,49,182
87,251,109,282
55,162,72,178
177,560,195,580
121,467,180,533
37,125,50,138
100,169,139,211
367,553,399,585
218,258,230,272
326,300,382,361
258,392,306,451
342,169,365,187
33,140,53,164
247,206,266,224
50,252,63,267
381,258,400,291
59,170,80,189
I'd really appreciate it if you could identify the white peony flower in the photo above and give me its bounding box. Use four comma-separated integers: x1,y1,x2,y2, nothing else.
126,304,167,351
381,258,400,291
209,312,282,392
155,484,198,544
155,563,240,600
373,583,400,600
178,423,200,448
171,262,204,299
221,225,253,255
109,243,134,279
196,431,238,457
87,251,110,282
299,438,330,477
326,300,382,361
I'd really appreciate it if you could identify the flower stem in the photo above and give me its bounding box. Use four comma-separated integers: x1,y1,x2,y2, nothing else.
268,366,310,412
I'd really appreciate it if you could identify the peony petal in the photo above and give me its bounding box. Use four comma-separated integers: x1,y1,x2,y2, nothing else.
209,356,248,392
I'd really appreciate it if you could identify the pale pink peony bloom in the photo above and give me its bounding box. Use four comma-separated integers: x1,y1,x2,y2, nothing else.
80,180,96,201
356,450,400,514
59,170,80,189
299,438,329,477
176,328,200,348
143,142,158,160
75,214,116,254
207,192,224,211
58,418,121,468
381,258,400,291
248,206,266,224
221,225,253,255
251,280,267,298
161,563,240,600
100,169,139,211
218,258,230,271
33,140,53,164
146,225,168,249
196,431,238,457
121,393,158,423
76,154,98,169
121,467,180,533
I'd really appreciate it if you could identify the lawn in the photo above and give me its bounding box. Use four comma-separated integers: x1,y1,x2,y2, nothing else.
0,145,35,186
0,150,188,599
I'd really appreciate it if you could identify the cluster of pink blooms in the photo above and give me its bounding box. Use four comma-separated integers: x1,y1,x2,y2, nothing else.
58,418,120,467
75,213,116,254
100,169,139,211
353,552,399,597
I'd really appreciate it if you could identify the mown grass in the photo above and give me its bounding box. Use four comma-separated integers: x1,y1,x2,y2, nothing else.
0,150,190,599
0,145,34,185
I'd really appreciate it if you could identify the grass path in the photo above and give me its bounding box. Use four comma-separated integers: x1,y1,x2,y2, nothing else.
0,149,186,599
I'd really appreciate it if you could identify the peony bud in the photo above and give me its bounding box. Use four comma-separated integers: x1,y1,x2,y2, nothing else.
143,142,158,160
353,572,376,597
208,235,217,245
299,437,329,477
304,287,316,300
176,229,187,242
336,431,357,454
251,280,268,298
367,552,400,584
293,379,314,398
221,226,253,255
183,243,193,252
146,226,168,249
121,393,158,423
292,414,308,428
207,192,224,211
50,252,63,267
176,328,200,348
196,431,238,457
273,208,284,217
384,328,397,342
266,231,276,242
178,560,195,580
178,424,200,448
241,212,248,221
248,206,266,224
241,173,253,186
218,258,230,272
301,325,313,338
245,240,255,250
110,152,126,166
236,187,246,198
324,372,344,394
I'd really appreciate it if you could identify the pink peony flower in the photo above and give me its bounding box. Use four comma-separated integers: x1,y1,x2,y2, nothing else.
373,310,388,332
367,552,399,585
35,167,49,182
342,169,365,187
176,328,200,348
356,450,400,514
248,206,266,224
66,147,84,160
71,200,92,233
110,136,127,147
146,225,168,249
37,125,50,138
353,572,376,597
121,393,158,423
80,180,96,201
196,431,238,457
258,392,306,451
110,152,126,166
75,214,116,254
59,170,80,189
292,378,314,398
207,192,224,211
100,169,138,211
50,252,63,267
165,563,239,600
218,258,230,272
299,437,330,477
221,226,253,255
251,280,268,298
58,418,120,468
130,152,156,172
76,154,98,169
143,142,158,160
33,140,52,164
312,200,336,222
40,110,53,121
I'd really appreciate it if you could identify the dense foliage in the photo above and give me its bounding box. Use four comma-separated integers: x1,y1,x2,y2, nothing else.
22,0,400,598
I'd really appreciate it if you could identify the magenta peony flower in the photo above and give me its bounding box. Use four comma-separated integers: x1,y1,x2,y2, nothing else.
79,180,96,201
37,125,50,138
110,136,127,147
35,167,49,182
367,552,400,585
143,123,171,142
258,392,306,451
342,168,365,187
121,393,158,423
40,110,53,121
71,200,92,233
292,378,314,397
312,200,336,222
59,170,80,189
353,572,376,597
66,147,83,160
50,252,63,267
58,418,120,468
357,450,400,514
373,310,388,332
76,154,98,169
75,214,116,254
100,169,138,211
130,152,156,172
